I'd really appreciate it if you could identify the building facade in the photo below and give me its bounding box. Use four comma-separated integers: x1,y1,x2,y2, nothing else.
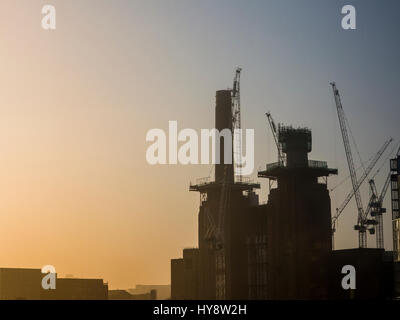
390,155,400,297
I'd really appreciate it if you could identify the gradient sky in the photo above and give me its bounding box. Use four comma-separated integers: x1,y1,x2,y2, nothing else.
0,0,399,289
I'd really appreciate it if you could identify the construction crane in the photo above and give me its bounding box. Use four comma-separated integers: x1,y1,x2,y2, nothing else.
232,67,242,182
331,81,375,248
265,112,285,166
331,138,393,233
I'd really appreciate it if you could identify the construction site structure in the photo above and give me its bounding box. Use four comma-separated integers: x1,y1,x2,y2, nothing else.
258,125,337,299
265,112,285,167
331,138,393,248
232,67,242,182
171,73,395,301
370,145,400,248
330,82,392,248
391,154,400,258
391,151,400,299
187,86,260,299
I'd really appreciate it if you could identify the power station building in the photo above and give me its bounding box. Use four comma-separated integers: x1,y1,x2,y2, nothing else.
171,86,395,300
257,125,337,299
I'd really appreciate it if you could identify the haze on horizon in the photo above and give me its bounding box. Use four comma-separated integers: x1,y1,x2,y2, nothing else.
0,0,399,289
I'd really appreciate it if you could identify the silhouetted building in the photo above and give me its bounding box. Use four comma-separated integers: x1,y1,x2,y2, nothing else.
0,268,44,300
391,155,400,298
170,86,396,300
258,125,337,299
183,248,200,299
109,290,133,300
170,249,200,299
181,90,260,299
0,268,108,300
109,289,156,300
127,285,170,300
46,278,108,300
329,249,393,299
171,259,185,299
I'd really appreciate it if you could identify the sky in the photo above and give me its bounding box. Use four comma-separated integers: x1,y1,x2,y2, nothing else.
0,0,399,289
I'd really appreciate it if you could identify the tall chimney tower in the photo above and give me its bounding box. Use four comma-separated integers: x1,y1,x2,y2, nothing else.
215,90,234,183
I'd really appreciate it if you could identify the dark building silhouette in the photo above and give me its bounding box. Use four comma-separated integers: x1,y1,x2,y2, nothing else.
171,249,199,299
109,290,134,300
45,278,108,300
214,90,234,184
185,90,260,299
127,284,170,300
0,268,108,300
170,86,396,300
171,258,185,299
0,268,44,300
329,248,393,300
258,125,337,299
109,289,156,300
391,155,400,298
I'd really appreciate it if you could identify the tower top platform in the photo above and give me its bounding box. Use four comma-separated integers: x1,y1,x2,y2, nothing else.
189,176,260,192
258,160,338,180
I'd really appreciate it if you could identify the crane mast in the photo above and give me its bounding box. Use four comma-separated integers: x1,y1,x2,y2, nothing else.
232,67,242,182
330,82,367,248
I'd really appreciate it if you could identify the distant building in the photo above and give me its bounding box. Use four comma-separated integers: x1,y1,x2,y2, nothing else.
170,249,199,299
127,284,170,300
109,290,134,300
0,268,44,300
45,278,108,300
109,289,156,300
0,268,108,300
